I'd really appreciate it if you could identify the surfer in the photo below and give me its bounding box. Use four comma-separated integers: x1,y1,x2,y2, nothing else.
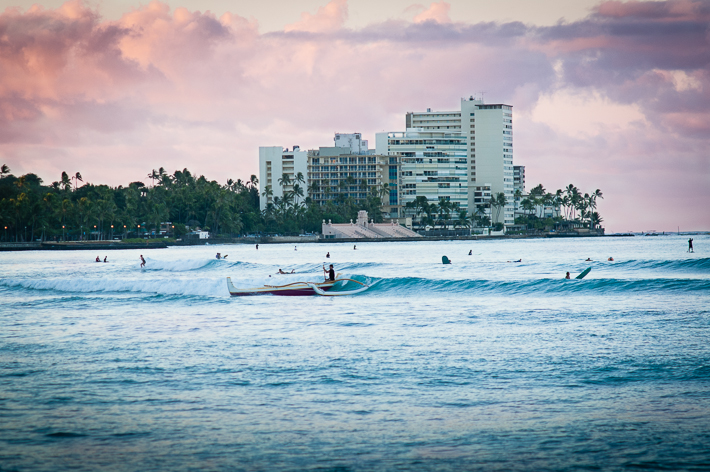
278,269,286,274
95,256,100,262
608,257,614,261
140,255,146,268
689,238,694,253
354,245,357,250
585,258,592,261
565,272,571,279
468,250,472,255
323,263,335,281
216,253,221,259
103,256,108,263
294,246,297,251
256,244,259,250
326,252,330,258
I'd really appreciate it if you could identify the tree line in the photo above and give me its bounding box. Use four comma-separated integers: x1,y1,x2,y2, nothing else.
0,165,388,242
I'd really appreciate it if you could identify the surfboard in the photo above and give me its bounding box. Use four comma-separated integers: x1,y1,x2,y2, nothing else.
576,267,591,279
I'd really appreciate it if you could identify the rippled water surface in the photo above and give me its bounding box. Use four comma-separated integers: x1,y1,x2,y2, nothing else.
2,236,709,471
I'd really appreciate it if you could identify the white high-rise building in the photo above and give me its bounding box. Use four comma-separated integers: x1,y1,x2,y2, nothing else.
376,130,468,214
258,145,308,211
405,97,515,226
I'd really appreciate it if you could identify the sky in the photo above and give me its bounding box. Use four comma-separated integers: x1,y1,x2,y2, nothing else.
0,0,708,232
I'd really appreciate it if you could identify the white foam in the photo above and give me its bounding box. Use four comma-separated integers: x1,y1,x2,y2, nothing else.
0,277,228,298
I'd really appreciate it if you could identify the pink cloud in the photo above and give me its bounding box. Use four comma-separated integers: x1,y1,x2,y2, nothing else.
413,2,451,24
284,0,347,33
0,0,708,232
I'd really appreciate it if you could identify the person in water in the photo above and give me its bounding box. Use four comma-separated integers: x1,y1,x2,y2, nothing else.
140,255,146,268
565,272,571,279
468,250,472,255
585,258,592,261
354,245,357,250
326,252,330,258
103,256,108,263
689,238,694,253
324,264,335,281
95,256,100,262
294,246,297,251
256,244,259,250
216,253,221,259
608,257,614,261
278,269,286,274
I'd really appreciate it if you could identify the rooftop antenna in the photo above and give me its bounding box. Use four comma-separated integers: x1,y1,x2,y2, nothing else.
479,91,487,102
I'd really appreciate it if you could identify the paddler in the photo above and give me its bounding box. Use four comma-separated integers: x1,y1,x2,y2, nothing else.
323,263,335,281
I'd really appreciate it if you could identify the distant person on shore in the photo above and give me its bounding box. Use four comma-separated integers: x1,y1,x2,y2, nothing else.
689,238,694,253
324,264,335,281
565,272,571,279
140,255,146,268
326,252,330,258
103,256,108,263
95,256,100,262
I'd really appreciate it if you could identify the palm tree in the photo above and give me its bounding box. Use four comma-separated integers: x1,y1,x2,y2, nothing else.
147,169,158,187
0,164,10,177
71,172,83,191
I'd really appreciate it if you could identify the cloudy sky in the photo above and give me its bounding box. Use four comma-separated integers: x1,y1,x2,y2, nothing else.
1,0,708,232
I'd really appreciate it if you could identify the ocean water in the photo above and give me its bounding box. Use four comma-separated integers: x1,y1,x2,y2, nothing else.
1,235,709,471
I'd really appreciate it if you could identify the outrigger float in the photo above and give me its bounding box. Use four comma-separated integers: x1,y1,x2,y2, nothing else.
226,276,375,297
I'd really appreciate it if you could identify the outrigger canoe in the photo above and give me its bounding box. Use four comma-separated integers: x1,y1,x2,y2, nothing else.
226,276,374,297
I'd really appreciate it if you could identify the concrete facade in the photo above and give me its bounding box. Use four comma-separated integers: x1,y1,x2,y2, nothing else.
259,146,308,211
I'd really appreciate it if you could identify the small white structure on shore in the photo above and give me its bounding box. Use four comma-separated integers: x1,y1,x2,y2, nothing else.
322,211,421,239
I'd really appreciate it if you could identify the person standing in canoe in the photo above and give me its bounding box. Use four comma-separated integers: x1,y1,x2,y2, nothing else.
323,264,335,281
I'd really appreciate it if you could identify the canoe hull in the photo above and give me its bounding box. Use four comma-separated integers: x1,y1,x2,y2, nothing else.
227,277,335,296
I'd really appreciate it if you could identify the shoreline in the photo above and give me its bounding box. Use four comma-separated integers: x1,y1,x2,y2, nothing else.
0,232,615,251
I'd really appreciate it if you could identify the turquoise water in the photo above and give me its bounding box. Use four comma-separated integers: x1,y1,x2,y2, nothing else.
1,236,709,471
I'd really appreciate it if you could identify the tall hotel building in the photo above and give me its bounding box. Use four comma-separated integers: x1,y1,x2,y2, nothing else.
375,130,468,213
381,97,515,226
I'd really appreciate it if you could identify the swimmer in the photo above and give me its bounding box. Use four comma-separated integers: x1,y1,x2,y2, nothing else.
278,269,286,274
608,257,614,261
103,256,108,263
565,272,571,279
140,255,146,268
